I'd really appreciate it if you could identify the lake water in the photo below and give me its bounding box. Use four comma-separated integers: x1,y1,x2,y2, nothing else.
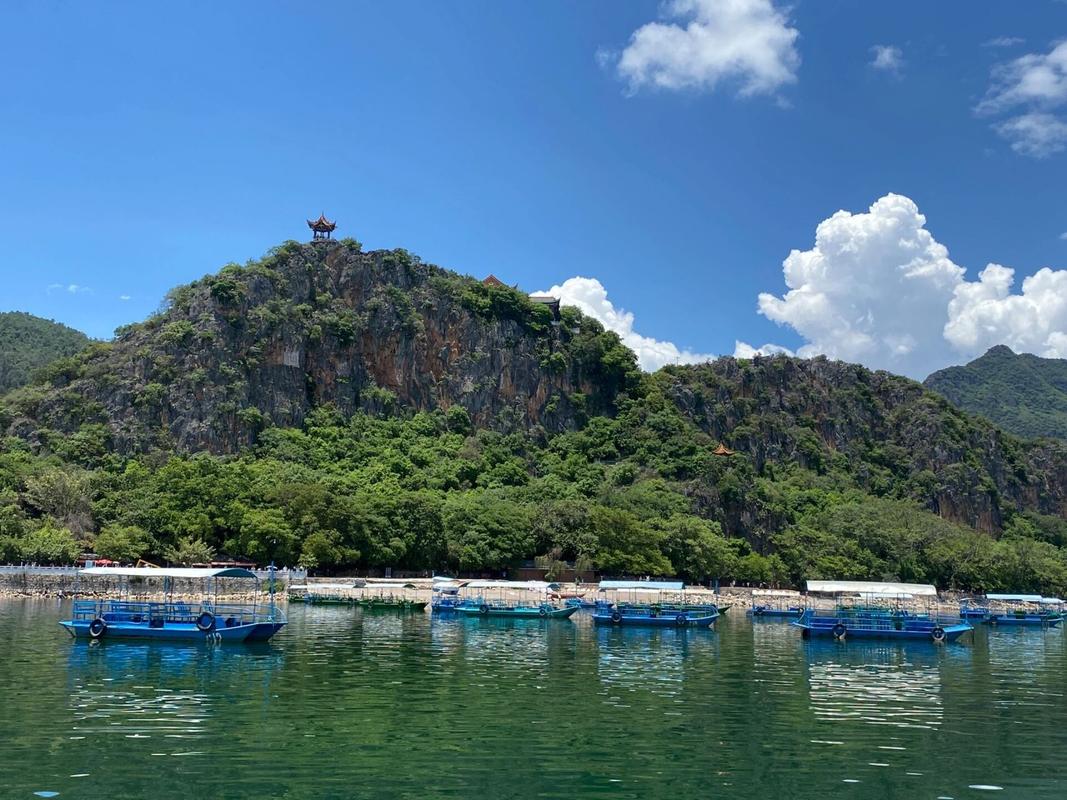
2,600,1066,799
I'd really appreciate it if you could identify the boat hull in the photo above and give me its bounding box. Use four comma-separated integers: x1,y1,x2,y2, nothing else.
60,619,259,642
456,605,578,620
749,607,803,619
987,615,1062,627
592,611,718,628
792,617,972,643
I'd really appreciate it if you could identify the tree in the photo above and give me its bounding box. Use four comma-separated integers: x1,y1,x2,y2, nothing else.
93,524,152,563
19,520,79,564
23,469,93,537
589,506,671,576
660,514,735,582
165,536,215,566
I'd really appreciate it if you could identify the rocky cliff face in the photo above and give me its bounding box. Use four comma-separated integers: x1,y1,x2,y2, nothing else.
659,356,1067,531
1,240,637,455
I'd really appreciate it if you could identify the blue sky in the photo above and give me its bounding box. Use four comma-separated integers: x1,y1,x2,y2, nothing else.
1,1,1066,377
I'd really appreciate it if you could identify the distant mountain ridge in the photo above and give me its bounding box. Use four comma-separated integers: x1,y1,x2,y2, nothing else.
0,312,90,394
924,346,1067,440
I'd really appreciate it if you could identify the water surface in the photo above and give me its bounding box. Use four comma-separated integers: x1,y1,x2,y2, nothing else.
2,600,1065,799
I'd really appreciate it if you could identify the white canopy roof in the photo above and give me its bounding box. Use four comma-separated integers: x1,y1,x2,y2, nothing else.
300,583,360,590
805,580,937,597
752,589,801,597
1038,597,1065,604
463,580,559,591
360,583,416,590
986,593,1043,602
80,566,257,579
599,580,684,591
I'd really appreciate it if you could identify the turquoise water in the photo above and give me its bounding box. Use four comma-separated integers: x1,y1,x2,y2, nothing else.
2,600,1066,799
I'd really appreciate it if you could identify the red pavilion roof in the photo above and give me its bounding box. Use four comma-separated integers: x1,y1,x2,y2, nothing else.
307,213,337,232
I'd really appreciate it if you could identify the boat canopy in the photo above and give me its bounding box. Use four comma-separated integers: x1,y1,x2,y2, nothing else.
598,580,685,591
752,589,801,597
361,582,417,590
302,583,361,590
805,580,937,597
986,593,1043,602
1038,597,1064,604
80,566,258,579
432,575,458,583
463,580,560,591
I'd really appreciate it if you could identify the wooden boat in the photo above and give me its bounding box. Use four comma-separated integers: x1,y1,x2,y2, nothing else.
792,580,972,643
363,598,428,611
958,599,991,621
59,566,286,643
289,583,362,605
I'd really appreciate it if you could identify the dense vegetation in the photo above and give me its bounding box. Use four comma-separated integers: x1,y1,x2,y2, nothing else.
0,312,89,394
2,241,1067,594
926,345,1067,440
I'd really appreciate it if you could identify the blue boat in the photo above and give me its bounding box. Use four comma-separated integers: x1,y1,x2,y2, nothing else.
984,594,1064,627
592,580,719,628
59,566,286,643
431,577,464,612
958,599,991,621
450,580,577,620
593,605,719,628
794,580,973,644
748,589,804,619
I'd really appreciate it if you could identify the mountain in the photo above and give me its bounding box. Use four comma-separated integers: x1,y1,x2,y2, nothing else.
0,312,90,394
0,239,637,454
925,346,1067,440
2,237,1067,593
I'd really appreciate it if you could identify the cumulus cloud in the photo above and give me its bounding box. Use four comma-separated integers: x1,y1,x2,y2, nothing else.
750,193,1067,376
119,294,132,301
978,40,1067,157
540,276,714,371
870,45,904,73
609,0,800,97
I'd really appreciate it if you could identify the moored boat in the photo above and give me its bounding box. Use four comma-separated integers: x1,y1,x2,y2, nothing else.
748,589,804,619
59,566,286,643
452,580,577,620
985,594,1063,627
791,580,973,644
592,580,721,629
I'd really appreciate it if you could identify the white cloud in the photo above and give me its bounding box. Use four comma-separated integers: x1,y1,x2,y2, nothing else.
994,112,1067,157
119,294,132,301
610,0,799,97
978,41,1067,157
751,193,1067,376
983,36,1025,49
945,264,1067,358
540,276,714,371
870,45,903,73
733,340,794,358
1060,231,1067,240
47,283,92,295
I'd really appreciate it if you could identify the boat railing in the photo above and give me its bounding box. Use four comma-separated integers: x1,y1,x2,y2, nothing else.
70,599,277,625
801,608,959,631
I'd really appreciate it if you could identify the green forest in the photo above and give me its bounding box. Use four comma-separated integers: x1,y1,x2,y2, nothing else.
0,312,89,394
2,240,1067,594
3,380,1067,593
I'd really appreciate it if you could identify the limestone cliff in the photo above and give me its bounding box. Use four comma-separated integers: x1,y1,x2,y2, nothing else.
1,239,638,454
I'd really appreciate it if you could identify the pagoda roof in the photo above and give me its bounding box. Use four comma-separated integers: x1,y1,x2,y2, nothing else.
482,274,506,287
307,213,337,232
712,443,736,456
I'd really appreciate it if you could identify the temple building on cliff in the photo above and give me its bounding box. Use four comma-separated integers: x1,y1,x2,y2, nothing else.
307,213,337,240
483,275,561,321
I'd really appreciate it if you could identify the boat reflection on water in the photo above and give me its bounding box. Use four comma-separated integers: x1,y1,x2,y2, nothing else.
803,640,944,731
66,638,285,743
595,624,718,699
